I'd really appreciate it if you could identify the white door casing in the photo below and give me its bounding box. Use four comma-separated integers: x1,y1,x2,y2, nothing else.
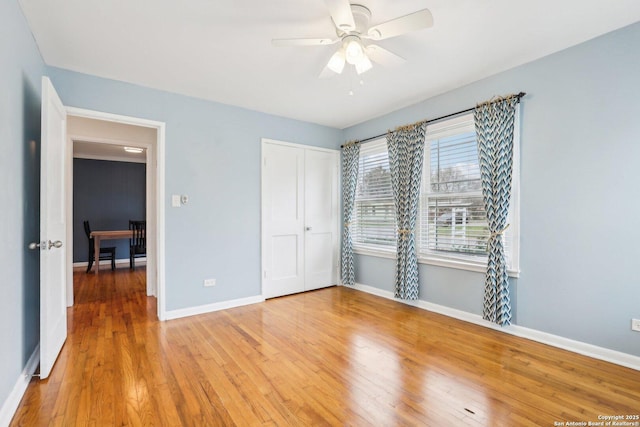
262,139,339,299
64,107,166,319
39,77,68,379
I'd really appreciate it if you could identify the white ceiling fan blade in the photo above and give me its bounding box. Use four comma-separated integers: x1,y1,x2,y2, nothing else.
367,9,433,40
272,38,338,47
325,0,356,32
365,45,405,67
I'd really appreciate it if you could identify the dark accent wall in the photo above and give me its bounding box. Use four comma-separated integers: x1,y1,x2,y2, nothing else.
73,158,146,262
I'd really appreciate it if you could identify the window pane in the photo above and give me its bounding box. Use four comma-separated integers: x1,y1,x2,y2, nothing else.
353,139,396,250
420,116,489,258
430,131,481,193
354,200,396,246
357,154,392,200
422,194,489,255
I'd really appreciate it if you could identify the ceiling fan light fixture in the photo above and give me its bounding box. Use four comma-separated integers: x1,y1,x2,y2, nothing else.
344,36,364,65
327,50,346,74
355,55,372,75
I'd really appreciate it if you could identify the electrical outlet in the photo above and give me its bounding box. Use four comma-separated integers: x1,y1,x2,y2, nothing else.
632,319,640,332
203,278,216,287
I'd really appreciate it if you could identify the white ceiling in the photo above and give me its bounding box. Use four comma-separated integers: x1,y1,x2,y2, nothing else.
19,0,640,129
68,115,154,162
73,140,146,163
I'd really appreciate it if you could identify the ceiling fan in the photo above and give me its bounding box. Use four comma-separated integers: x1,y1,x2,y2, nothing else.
272,0,434,77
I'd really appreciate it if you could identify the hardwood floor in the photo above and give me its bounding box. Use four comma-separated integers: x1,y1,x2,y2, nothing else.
11,269,640,426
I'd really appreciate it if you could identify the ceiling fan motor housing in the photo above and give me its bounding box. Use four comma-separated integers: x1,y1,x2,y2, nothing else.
336,4,371,37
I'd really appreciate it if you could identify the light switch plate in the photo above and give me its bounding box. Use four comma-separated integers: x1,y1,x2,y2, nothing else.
171,194,181,207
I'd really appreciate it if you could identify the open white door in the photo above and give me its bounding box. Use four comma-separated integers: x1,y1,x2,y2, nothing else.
38,77,68,379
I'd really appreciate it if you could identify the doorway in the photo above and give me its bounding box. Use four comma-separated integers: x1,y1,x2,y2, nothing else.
64,107,166,319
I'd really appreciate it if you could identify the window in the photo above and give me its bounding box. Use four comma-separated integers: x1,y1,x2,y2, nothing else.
418,113,519,273
352,112,520,275
419,115,487,257
352,138,396,252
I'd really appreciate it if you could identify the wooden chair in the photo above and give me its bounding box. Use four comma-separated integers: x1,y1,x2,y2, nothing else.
83,221,116,272
129,220,146,270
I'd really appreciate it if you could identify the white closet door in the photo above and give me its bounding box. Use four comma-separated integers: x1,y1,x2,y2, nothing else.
262,143,305,298
304,149,338,291
262,140,339,299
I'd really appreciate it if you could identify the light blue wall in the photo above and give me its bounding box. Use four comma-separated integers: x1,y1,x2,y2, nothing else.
0,0,45,413
46,67,343,311
2,4,638,419
345,23,640,356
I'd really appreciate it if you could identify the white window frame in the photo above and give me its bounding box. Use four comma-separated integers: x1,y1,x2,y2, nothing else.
352,137,397,257
351,110,521,277
417,112,520,277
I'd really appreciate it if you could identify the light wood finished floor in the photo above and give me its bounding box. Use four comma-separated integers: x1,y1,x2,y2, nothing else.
11,268,640,426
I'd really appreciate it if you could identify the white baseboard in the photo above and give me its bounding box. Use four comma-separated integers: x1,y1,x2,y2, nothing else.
72,258,146,268
0,345,39,427
164,295,265,321
350,282,640,371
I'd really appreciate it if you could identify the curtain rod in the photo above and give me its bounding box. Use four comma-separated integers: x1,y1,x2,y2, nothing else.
341,91,526,148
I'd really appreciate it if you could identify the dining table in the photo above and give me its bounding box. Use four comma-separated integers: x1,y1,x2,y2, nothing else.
89,229,133,274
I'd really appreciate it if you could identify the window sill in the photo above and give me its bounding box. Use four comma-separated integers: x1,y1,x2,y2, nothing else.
353,246,396,260
419,255,520,278
352,247,520,278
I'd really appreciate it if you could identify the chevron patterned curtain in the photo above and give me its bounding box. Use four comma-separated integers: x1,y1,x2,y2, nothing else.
474,95,519,326
387,123,426,300
341,142,360,286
